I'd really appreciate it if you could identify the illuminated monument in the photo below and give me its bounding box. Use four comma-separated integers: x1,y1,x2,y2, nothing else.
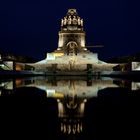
2,9,138,74
56,9,87,53
32,9,117,74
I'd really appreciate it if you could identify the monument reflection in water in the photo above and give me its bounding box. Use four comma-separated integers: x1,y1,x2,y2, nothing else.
16,76,119,134
0,76,140,139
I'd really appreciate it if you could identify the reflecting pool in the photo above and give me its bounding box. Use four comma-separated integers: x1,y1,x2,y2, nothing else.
0,76,140,139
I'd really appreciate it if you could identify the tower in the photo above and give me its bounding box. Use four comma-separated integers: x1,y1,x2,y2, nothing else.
56,9,87,55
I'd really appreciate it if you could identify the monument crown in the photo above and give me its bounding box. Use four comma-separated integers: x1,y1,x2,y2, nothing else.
61,9,83,31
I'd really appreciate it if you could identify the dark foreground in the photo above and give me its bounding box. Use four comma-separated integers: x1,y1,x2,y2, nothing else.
0,76,140,139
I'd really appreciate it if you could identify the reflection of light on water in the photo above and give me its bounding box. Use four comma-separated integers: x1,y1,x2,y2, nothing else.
60,119,82,134
46,89,55,96
132,82,140,90
5,81,13,90
0,83,5,87
58,100,64,117
1,77,138,135
15,79,22,86
47,90,64,98
80,102,85,115
0,81,13,90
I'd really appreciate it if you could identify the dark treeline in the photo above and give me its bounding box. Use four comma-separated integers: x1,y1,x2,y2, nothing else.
0,51,38,63
107,52,140,63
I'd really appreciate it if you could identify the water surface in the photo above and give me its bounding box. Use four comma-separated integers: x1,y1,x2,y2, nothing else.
0,76,140,139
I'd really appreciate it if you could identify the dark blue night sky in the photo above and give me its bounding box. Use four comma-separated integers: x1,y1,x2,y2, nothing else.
0,0,140,61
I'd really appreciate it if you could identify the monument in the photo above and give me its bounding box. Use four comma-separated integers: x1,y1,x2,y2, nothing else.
0,9,118,75
33,9,117,75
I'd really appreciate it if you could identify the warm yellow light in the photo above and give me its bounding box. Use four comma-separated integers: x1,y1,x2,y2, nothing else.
53,92,64,98
16,79,22,86
16,64,24,71
81,38,85,47
58,39,63,47
52,52,64,57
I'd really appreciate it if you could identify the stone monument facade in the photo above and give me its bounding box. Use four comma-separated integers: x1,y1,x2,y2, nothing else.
56,9,87,55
